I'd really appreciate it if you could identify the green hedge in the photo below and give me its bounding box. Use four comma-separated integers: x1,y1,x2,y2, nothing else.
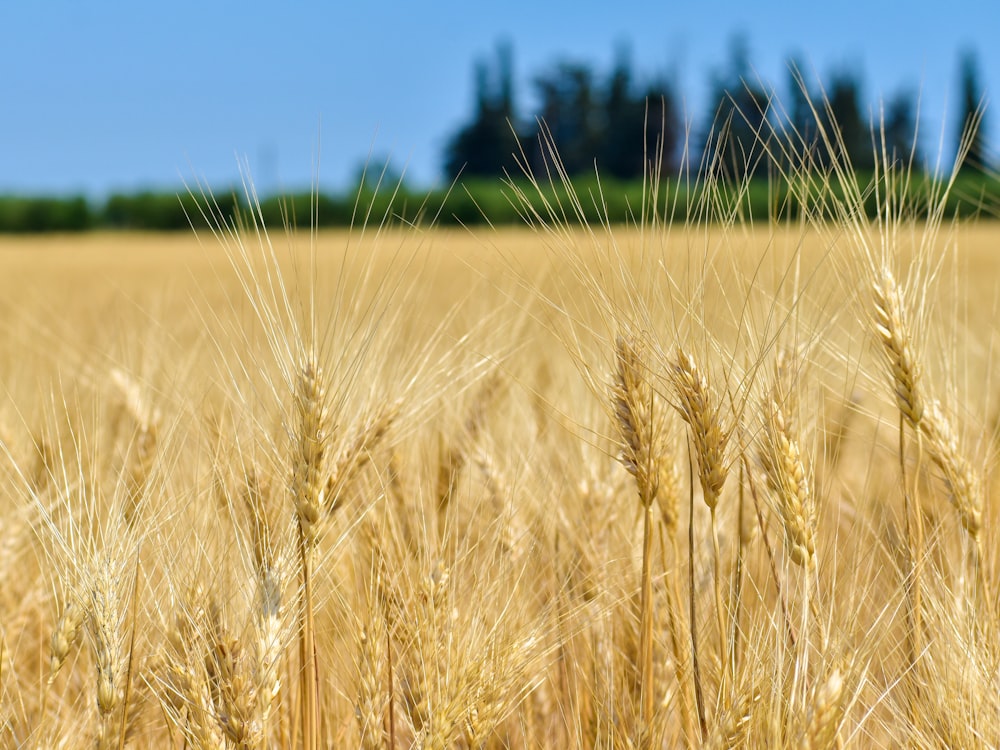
0,196,92,232
0,173,997,233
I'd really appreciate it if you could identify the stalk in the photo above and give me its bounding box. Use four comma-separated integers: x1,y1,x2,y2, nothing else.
687,443,707,741
639,502,655,732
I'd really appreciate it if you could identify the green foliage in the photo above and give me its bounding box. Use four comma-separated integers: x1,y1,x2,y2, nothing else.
0,195,92,232
444,42,521,179
1,171,998,233
444,43,683,184
958,49,989,172
102,191,242,231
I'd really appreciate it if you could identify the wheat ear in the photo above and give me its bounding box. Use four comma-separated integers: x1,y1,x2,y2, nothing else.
761,391,816,571
240,468,284,742
871,268,925,659
872,270,923,428
290,356,326,750
804,667,846,750
921,400,982,538
325,399,401,514
610,334,659,738
921,400,989,601
49,595,85,683
671,348,731,707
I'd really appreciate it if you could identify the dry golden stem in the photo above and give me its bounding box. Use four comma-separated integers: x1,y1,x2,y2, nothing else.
297,533,319,750
709,506,729,701
116,552,141,750
386,618,397,750
639,503,655,733
662,533,696,744
898,415,923,675
730,464,748,677
740,449,798,649
687,442,708,741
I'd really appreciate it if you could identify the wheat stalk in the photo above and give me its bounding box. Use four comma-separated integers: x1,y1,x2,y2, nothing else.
870,266,926,666
670,347,732,717
610,334,692,740
290,355,326,750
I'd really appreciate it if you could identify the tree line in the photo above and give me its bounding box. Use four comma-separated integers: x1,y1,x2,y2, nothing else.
443,37,992,183
0,37,994,232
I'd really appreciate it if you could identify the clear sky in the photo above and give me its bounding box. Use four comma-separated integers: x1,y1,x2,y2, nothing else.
1,1,996,197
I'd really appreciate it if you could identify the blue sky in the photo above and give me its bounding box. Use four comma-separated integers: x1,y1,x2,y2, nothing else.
1,1,996,197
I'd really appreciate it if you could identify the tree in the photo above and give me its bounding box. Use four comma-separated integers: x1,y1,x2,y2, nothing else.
526,60,604,176
598,46,682,179
878,88,920,169
599,46,645,179
957,49,989,172
783,56,820,170
443,41,521,179
820,69,874,171
638,82,683,178
701,35,773,182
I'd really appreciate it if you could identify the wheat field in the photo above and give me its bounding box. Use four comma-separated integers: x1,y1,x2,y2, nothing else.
1,164,999,749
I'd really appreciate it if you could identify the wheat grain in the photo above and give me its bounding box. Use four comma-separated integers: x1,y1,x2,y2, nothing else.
921,399,982,537
671,348,730,508
49,595,86,681
805,667,846,750
872,269,924,429
291,358,327,547
762,391,816,569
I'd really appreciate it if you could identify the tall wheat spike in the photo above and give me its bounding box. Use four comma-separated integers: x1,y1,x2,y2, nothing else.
290,355,326,750
670,347,732,719
610,334,661,739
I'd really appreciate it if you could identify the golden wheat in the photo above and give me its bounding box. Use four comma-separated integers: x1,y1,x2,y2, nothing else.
0,107,998,749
